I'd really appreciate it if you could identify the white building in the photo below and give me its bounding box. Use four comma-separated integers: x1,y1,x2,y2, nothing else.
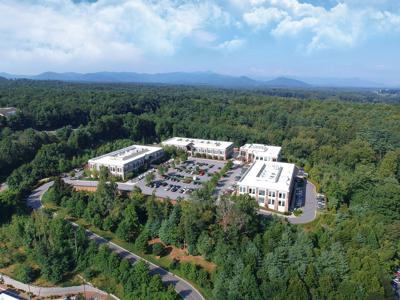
88,145,164,180
162,137,234,160
239,143,281,163
237,161,297,213
0,291,20,300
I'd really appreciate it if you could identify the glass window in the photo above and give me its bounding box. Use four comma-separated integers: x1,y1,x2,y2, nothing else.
268,199,275,205
259,189,265,196
279,192,286,199
268,191,276,197
279,200,285,207
258,196,265,204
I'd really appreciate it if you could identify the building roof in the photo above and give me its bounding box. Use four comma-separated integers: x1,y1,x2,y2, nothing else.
0,107,17,117
0,291,22,300
88,145,162,167
238,161,295,192
162,137,233,150
240,143,281,158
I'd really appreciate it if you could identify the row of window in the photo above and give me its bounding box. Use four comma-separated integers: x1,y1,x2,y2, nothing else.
254,156,275,161
195,148,224,155
238,186,286,199
257,196,285,207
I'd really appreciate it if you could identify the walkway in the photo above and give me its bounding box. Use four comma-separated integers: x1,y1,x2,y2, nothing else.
27,182,205,300
0,273,109,299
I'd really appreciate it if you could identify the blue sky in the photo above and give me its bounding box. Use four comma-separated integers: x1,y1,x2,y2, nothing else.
0,0,399,85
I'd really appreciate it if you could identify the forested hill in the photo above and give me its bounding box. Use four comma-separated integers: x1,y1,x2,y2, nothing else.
0,79,398,104
0,80,399,299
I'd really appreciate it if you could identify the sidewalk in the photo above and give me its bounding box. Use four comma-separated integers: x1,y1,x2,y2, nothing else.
0,273,111,299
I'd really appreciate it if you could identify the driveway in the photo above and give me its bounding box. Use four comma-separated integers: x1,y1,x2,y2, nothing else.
27,183,205,300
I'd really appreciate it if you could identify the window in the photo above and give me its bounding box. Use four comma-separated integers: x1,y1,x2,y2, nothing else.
278,192,286,199
239,186,246,193
268,191,276,197
259,190,265,196
279,200,285,207
249,188,256,195
258,196,265,204
268,198,275,205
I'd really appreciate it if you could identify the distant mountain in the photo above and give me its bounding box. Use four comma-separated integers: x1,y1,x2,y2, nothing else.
0,71,391,88
294,76,384,88
0,76,7,81
0,71,312,88
264,77,310,88
10,71,261,88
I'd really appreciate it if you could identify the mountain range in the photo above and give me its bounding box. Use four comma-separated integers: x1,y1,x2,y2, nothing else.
0,71,389,88
0,71,311,88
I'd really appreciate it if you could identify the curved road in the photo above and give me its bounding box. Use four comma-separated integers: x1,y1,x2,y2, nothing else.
27,181,204,300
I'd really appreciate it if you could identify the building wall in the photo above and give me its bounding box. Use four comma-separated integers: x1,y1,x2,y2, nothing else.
238,185,290,212
89,148,164,180
240,149,280,163
237,167,296,213
180,144,233,160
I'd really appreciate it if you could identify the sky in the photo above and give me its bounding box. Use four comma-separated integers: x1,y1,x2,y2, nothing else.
0,0,400,85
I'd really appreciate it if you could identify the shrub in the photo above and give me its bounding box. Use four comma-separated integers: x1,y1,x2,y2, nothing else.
293,208,303,216
14,264,37,283
169,258,179,270
152,242,165,256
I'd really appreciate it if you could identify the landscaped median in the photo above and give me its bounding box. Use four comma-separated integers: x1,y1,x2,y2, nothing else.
68,216,213,300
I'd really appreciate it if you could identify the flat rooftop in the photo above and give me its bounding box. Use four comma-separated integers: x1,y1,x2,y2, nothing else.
162,137,233,150
89,145,162,167
240,143,281,157
238,161,295,192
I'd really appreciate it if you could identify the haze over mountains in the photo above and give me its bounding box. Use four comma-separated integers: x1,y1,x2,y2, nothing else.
0,71,388,88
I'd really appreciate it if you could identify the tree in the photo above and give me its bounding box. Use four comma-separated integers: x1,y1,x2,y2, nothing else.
116,204,140,242
134,227,150,253
145,172,155,185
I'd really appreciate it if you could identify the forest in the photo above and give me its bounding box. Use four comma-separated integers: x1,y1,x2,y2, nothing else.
0,79,399,299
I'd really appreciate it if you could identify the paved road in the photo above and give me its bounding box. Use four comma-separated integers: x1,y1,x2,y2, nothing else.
27,182,205,300
258,180,317,224
0,273,109,299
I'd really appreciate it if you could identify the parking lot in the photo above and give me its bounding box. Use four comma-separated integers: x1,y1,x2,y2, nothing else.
135,158,227,200
215,163,247,197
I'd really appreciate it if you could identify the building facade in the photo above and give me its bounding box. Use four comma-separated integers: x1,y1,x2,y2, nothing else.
239,143,281,163
162,137,234,160
88,145,164,180
237,161,296,213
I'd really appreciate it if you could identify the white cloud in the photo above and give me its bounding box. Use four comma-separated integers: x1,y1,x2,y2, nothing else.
0,0,228,73
215,38,245,51
244,7,287,27
240,0,400,51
